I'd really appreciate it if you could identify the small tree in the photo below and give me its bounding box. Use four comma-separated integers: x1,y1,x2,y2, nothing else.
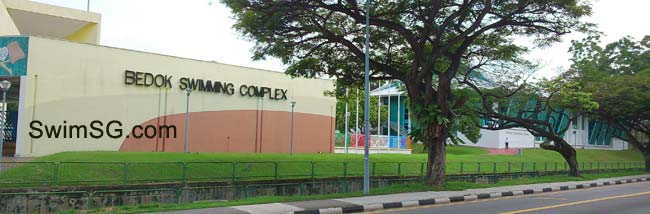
463,72,597,176
587,72,650,171
222,0,591,186
570,34,650,171
571,33,650,171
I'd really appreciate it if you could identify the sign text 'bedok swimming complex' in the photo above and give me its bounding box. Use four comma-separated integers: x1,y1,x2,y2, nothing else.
124,70,288,100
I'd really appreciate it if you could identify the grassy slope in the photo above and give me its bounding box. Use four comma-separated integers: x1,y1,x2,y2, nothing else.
0,146,643,187
33,145,643,163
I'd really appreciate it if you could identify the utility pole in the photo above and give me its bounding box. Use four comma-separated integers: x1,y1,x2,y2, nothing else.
290,101,296,155
184,88,191,153
363,0,371,195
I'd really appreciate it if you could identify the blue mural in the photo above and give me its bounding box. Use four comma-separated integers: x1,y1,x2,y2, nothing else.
0,36,29,76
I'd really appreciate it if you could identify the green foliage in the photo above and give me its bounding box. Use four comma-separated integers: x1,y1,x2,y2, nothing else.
586,71,650,120
570,34,650,152
539,78,599,114
408,103,446,145
571,34,650,77
571,35,650,117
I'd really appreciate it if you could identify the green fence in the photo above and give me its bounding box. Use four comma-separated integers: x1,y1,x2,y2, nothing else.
0,161,645,187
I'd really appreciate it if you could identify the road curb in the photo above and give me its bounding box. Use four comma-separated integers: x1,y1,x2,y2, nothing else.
286,176,650,214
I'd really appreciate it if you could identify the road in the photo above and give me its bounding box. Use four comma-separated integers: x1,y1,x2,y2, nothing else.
376,181,650,214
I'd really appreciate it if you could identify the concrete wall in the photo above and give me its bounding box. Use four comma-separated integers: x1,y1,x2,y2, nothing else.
460,116,630,150
1,169,639,213
501,128,535,148
1,0,101,44
13,36,335,156
579,138,629,150
459,128,534,149
561,116,589,148
459,129,498,148
0,0,19,35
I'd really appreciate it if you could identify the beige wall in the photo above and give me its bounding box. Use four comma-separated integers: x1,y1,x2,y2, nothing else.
1,0,101,44
0,0,19,35
15,36,335,157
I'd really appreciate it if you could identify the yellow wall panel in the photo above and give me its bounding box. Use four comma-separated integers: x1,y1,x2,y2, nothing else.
14,37,335,156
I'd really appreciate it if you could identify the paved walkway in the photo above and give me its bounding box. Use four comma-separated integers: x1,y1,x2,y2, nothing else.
0,156,35,172
485,148,520,155
150,174,650,214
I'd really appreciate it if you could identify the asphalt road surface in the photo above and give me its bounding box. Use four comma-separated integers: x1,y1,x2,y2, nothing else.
375,181,650,214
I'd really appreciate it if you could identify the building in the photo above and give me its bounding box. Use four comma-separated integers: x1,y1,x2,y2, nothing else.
370,82,629,150
0,0,336,157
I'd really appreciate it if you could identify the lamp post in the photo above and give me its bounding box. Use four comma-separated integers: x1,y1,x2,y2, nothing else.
184,88,191,153
290,101,296,155
0,80,11,172
363,0,371,195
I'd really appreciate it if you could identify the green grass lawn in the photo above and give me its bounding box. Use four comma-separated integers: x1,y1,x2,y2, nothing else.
58,170,649,214
0,146,644,187
29,145,644,163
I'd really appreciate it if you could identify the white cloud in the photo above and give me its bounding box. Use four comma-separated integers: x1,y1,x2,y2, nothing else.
526,0,650,79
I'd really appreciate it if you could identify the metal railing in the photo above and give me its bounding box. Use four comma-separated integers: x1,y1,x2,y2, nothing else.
0,161,645,187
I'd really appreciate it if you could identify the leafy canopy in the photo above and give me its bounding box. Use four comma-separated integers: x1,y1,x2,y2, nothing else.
570,34,650,148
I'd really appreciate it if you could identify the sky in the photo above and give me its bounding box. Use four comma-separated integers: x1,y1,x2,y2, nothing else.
32,0,650,78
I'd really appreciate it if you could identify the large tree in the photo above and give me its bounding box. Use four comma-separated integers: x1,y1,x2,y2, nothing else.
222,0,591,186
570,35,650,171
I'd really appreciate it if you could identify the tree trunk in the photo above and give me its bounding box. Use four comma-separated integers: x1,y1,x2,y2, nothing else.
541,139,579,176
425,135,446,186
558,144,579,177
563,151,580,176
408,73,453,187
